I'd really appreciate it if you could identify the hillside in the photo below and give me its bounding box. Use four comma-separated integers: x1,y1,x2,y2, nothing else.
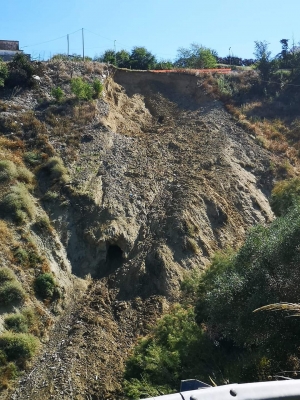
0,61,277,399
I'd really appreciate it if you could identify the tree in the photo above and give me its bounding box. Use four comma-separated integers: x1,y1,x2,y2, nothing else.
253,40,276,81
116,50,130,68
280,39,289,68
97,49,116,65
155,60,174,70
175,43,217,69
6,53,35,87
129,47,156,70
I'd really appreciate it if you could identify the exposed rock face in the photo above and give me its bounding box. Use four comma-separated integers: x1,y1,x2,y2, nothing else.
50,70,273,300
1,66,275,400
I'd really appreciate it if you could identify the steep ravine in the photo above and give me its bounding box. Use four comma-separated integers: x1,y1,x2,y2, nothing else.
2,66,275,399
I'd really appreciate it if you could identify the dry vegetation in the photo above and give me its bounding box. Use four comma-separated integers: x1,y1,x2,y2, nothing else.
196,70,300,179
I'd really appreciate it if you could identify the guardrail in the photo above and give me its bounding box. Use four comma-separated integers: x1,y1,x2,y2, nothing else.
149,68,231,74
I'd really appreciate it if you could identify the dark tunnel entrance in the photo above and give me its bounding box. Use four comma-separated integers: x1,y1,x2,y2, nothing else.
105,244,123,273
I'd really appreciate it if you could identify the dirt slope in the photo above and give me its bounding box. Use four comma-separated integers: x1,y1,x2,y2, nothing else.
0,65,276,399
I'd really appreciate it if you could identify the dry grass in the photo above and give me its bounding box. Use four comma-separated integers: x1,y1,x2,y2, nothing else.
0,221,15,260
223,101,299,176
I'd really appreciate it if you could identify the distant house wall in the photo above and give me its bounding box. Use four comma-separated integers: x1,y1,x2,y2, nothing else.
0,40,30,61
0,40,19,51
0,50,23,61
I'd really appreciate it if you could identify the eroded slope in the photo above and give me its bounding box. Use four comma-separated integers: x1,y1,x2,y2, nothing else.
0,64,276,399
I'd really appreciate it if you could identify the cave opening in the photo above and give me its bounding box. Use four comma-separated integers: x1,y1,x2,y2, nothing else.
105,244,123,272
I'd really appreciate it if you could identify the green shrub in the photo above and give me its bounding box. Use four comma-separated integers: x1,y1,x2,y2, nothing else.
16,166,34,184
0,268,15,284
4,314,28,333
20,308,37,330
13,248,29,265
0,332,39,362
270,177,300,216
71,77,93,100
0,281,26,305
0,350,7,366
43,190,59,201
34,273,56,299
43,157,69,183
0,60,8,87
6,53,35,87
124,305,224,398
0,161,33,184
23,151,42,166
0,362,18,389
0,160,17,182
51,86,64,102
194,203,300,380
1,183,35,221
93,79,103,98
34,215,52,232
13,247,41,269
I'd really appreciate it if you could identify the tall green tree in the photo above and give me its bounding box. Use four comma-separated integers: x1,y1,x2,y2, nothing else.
175,43,217,69
254,40,277,81
129,47,157,70
97,49,116,65
116,50,131,68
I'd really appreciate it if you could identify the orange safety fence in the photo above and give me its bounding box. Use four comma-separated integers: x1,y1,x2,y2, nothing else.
149,68,231,74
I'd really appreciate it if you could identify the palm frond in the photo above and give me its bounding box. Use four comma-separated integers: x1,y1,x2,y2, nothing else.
253,302,300,315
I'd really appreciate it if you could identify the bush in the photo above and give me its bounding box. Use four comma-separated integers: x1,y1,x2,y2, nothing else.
0,362,18,389
0,332,39,362
0,281,26,305
0,60,8,87
34,273,56,299
93,79,103,98
13,247,41,269
71,77,93,100
1,183,35,221
16,166,34,184
43,157,69,183
51,86,64,102
4,314,28,333
43,190,59,201
33,215,52,233
23,151,42,166
0,160,17,182
270,177,300,216
13,248,29,265
0,268,15,284
194,203,300,380
6,53,35,87
124,305,224,398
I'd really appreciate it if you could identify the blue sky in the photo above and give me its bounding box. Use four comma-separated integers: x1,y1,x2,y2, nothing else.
1,0,299,61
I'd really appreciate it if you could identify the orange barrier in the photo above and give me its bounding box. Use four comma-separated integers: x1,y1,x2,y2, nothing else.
150,68,231,74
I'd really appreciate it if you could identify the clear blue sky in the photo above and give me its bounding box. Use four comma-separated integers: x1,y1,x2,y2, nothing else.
1,0,300,61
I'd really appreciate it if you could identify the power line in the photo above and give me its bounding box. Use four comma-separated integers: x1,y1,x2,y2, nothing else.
84,28,115,43
21,29,81,49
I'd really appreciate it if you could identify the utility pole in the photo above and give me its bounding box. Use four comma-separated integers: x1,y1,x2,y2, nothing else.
67,34,69,57
114,40,117,66
82,28,85,61
229,47,231,68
